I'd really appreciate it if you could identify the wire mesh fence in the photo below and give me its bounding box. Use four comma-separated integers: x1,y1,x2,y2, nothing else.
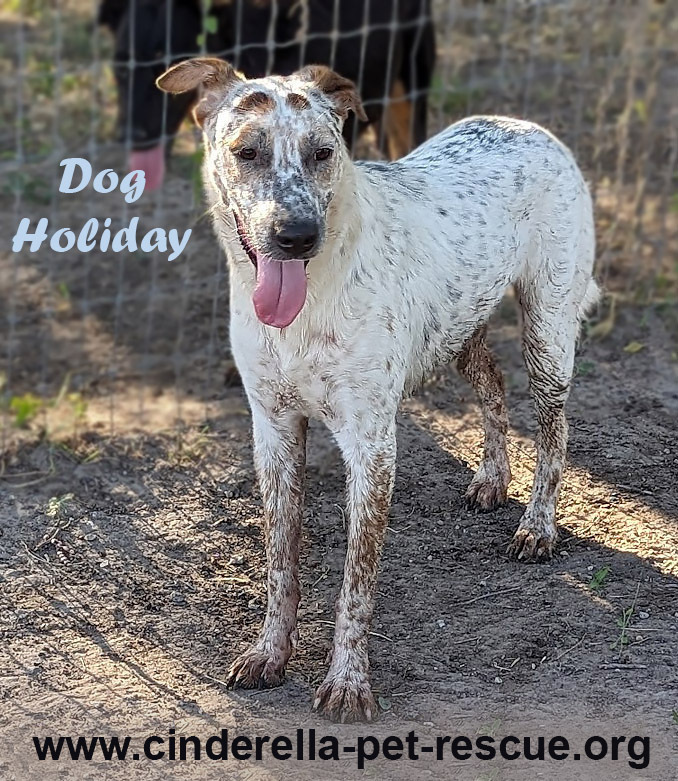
1,0,677,447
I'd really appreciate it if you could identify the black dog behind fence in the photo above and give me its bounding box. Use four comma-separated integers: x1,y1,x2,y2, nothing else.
98,0,436,189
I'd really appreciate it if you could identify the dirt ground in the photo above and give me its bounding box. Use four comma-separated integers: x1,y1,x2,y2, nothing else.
1,175,678,779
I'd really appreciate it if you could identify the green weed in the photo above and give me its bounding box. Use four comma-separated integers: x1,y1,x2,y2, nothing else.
588,566,610,593
9,393,42,427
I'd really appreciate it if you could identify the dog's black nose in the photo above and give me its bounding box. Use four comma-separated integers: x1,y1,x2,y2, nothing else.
274,220,318,258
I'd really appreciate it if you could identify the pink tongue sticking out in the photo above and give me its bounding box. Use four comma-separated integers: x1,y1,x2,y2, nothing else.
128,146,165,191
252,255,308,328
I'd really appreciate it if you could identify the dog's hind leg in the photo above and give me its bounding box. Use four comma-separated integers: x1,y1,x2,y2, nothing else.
507,168,597,561
508,282,579,561
227,409,307,689
457,325,512,510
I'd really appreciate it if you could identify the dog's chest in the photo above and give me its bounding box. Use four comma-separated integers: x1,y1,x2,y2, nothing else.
246,324,400,427
252,333,352,420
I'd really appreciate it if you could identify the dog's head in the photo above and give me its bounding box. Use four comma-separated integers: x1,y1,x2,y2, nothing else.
157,58,366,327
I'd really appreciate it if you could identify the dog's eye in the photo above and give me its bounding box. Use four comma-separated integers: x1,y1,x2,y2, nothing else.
237,148,257,161
314,147,333,162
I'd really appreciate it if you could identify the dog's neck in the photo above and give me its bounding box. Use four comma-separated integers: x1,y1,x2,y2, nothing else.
321,156,365,259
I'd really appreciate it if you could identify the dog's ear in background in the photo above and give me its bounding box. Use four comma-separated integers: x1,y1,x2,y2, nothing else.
295,65,368,123
156,58,245,126
97,0,129,31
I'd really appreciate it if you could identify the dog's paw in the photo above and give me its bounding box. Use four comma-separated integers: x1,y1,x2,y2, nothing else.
226,647,287,690
465,460,510,511
313,672,376,723
508,512,556,561
465,475,508,511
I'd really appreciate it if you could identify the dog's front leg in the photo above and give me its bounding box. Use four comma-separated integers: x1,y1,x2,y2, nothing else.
314,422,396,722
227,409,307,689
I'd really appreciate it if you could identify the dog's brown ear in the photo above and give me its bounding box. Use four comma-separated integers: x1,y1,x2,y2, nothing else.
156,57,241,94
156,58,244,126
295,65,368,122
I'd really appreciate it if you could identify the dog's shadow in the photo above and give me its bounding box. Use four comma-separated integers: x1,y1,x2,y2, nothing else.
295,411,523,668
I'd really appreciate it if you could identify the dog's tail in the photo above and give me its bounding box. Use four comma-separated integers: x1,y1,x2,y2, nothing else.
578,278,601,321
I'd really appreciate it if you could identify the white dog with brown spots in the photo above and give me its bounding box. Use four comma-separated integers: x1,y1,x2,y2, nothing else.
158,58,599,723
